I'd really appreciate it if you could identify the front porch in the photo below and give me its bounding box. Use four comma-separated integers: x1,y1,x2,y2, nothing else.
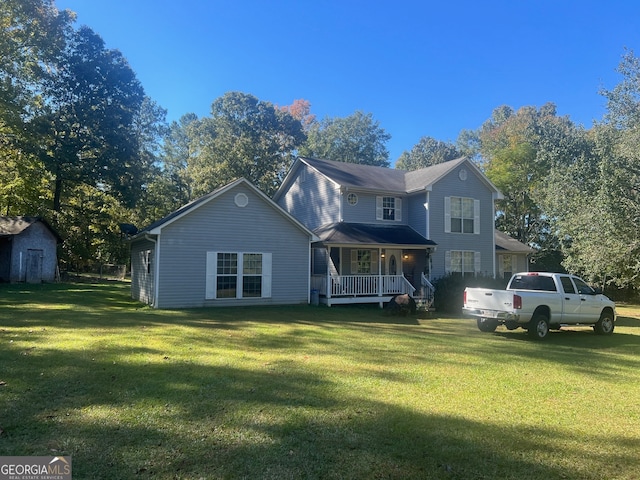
310,222,438,308
311,272,435,308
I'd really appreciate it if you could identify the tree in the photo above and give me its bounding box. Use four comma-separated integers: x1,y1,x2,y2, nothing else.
0,0,72,216
279,99,316,130
542,50,640,287
185,92,306,197
395,136,461,170
0,0,73,136
1,2,164,268
477,103,589,271
299,111,391,166
29,25,146,212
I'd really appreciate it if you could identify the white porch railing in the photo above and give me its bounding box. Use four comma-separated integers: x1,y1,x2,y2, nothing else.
311,274,415,297
421,272,435,307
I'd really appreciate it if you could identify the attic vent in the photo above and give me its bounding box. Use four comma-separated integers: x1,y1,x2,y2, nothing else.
235,193,249,207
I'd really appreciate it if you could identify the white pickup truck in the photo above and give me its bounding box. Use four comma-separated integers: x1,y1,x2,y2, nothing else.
462,272,616,339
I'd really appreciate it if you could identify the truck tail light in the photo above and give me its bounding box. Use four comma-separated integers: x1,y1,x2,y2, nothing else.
463,290,467,305
514,294,522,310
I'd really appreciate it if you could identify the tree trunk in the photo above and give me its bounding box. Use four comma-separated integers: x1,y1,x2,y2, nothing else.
53,175,63,212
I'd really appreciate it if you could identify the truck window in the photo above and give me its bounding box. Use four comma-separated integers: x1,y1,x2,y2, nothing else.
510,275,558,292
573,277,595,295
560,276,576,294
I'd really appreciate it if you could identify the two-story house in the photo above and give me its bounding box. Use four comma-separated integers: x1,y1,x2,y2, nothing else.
274,156,526,307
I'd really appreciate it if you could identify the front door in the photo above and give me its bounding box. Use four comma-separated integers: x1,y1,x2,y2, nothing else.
384,249,402,276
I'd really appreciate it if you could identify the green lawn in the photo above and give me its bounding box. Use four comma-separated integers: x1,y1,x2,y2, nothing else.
1,282,639,479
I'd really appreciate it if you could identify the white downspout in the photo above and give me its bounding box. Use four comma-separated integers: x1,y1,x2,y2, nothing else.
144,234,160,308
492,193,497,278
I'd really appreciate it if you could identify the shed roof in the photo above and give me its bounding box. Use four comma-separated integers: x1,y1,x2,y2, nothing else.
0,216,62,242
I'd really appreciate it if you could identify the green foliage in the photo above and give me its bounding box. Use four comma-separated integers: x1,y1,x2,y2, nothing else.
299,110,391,166
185,92,306,197
539,51,640,288
395,136,461,170
433,273,507,314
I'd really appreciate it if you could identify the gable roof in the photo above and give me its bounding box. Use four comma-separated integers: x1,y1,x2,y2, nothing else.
0,216,62,242
275,156,502,198
494,230,535,254
300,157,407,192
133,178,318,241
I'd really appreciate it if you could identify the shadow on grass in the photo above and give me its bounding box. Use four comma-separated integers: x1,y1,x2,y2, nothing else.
2,343,637,479
616,316,640,328
2,283,640,478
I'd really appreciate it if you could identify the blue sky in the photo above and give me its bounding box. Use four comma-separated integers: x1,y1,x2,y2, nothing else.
55,0,640,163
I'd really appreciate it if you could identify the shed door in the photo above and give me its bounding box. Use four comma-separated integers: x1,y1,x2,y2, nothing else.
26,249,43,283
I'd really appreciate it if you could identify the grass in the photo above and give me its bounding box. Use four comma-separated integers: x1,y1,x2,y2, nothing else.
1,282,639,479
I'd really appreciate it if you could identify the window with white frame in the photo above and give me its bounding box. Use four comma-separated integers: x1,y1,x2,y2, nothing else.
500,254,514,280
446,250,480,276
206,252,272,299
350,249,378,274
445,196,480,234
376,196,402,221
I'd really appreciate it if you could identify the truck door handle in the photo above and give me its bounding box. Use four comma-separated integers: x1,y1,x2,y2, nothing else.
580,298,586,301
565,297,571,301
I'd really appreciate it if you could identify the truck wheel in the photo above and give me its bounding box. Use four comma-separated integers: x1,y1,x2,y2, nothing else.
593,311,615,335
477,318,499,332
528,313,549,340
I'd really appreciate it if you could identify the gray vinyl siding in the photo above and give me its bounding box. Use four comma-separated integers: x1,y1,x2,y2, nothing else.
407,192,428,237
130,238,155,305
429,165,496,278
340,192,406,225
277,164,340,230
155,183,311,308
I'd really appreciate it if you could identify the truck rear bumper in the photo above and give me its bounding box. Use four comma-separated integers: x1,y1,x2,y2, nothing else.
462,307,521,322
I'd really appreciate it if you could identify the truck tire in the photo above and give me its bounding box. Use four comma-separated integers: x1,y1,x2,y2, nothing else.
477,318,499,332
528,313,549,340
593,311,615,335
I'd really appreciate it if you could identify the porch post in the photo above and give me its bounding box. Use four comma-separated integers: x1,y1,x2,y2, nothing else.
326,246,332,306
378,247,383,297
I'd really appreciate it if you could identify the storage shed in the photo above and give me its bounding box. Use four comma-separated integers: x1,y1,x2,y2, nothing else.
0,216,61,283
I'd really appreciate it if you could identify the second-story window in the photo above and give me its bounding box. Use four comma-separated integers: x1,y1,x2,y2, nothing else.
445,196,479,234
376,196,402,221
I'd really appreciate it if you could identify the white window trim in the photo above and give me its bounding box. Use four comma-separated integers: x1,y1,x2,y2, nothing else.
350,249,379,274
206,252,272,299
444,196,480,234
499,254,514,278
376,196,402,222
445,250,481,276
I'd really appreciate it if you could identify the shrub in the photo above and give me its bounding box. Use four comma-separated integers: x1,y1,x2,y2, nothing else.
433,273,507,314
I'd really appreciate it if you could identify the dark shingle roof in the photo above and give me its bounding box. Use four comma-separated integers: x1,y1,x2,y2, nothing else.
314,222,436,247
0,216,62,242
301,156,471,193
494,230,535,253
302,157,407,191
